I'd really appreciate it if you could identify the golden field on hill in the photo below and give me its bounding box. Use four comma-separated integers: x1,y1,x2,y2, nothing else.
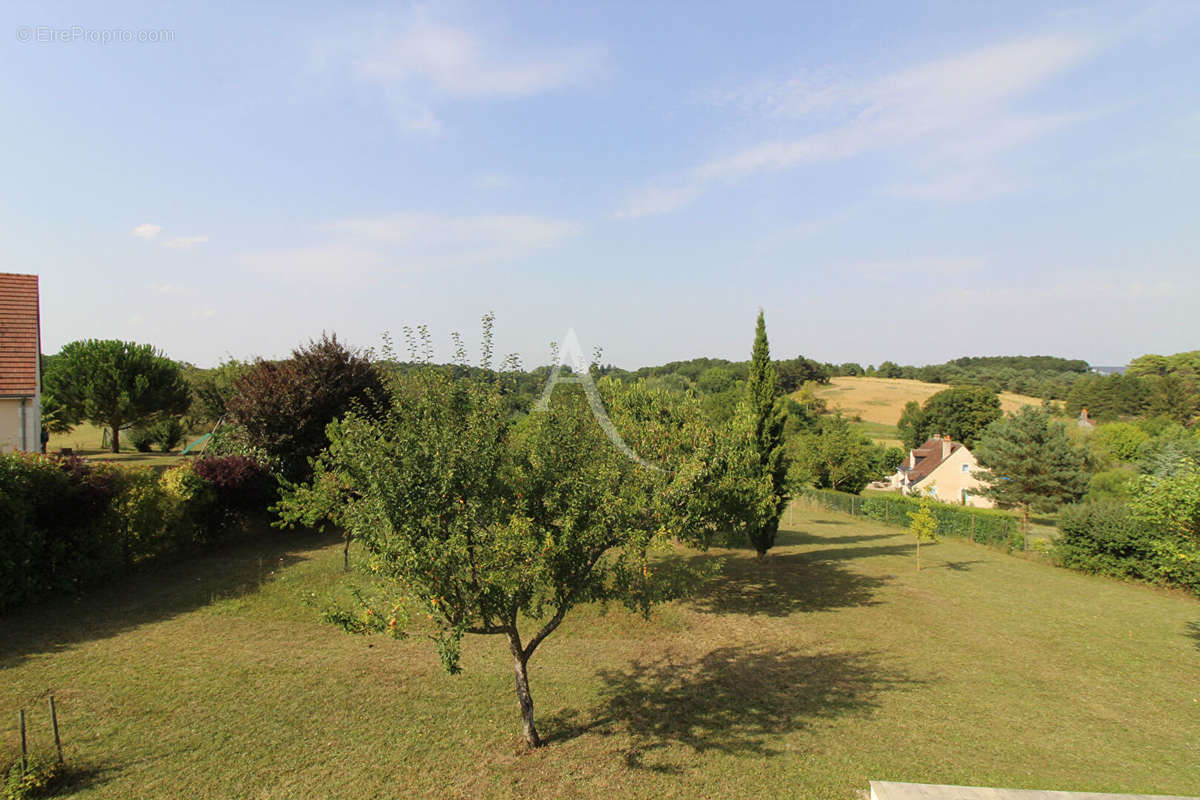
812,377,1043,427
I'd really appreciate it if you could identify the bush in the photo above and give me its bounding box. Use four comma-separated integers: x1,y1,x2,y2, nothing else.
4,754,62,800
1084,468,1136,502
152,417,187,452
225,334,385,483
1057,501,1200,595
191,455,276,539
128,427,155,453
0,453,276,611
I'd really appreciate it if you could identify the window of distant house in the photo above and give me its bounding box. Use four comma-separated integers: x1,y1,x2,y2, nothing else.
961,463,969,472
929,486,937,496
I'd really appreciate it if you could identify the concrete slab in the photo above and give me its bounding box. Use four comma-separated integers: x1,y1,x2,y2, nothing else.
869,782,1199,800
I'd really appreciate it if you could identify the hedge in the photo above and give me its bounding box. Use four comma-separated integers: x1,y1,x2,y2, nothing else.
0,453,274,611
1058,501,1199,596
796,487,1023,550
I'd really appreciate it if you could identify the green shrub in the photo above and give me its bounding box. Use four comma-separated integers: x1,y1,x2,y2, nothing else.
128,427,156,453
3,754,61,800
152,417,187,452
1084,468,1136,502
0,453,273,611
1057,501,1200,595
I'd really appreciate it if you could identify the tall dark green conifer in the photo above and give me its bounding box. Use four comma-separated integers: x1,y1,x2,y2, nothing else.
746,310,789,557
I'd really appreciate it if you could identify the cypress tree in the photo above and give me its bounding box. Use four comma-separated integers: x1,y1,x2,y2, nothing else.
746,310,790,557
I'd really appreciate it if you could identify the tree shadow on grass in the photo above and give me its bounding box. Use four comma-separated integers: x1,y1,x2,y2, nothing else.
0,527,339,670
1187,621,1200,651
544,646,914,771
783,530,899,547
682,547,899,618
935,559,987,572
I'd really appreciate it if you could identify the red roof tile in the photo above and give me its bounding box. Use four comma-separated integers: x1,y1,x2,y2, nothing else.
0,273,40,396
904,437,962,483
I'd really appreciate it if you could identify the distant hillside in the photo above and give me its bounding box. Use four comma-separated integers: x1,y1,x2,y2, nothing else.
809,377,1044,427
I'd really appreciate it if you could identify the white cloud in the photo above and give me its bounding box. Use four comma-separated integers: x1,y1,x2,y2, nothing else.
621,34,1099,216
235,244,388,282
474,173,516,190
846,257,987,280
356,20,603,98
322,14,604,133
132,223,162,240
324,213,579,269
191,308,216,321
237,212,579,281
162,235,210,249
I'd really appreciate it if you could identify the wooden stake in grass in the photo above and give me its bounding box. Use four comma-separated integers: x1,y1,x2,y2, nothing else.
906,500,940,571
49,694,64,764
18,708,27,774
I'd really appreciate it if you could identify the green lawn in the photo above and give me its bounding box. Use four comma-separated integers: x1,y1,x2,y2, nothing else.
848,420,903,448
45,422,207,467
2,508,1197,799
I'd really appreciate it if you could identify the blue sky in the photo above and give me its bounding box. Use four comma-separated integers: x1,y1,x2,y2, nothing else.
4,1,1199,369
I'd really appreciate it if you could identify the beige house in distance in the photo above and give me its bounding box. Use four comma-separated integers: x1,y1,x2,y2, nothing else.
887,434,994,509
0,273,41,453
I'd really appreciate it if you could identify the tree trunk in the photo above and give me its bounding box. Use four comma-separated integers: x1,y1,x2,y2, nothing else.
508,634,541,748
916,538,921,571
343,534,350,572
110,425,120,453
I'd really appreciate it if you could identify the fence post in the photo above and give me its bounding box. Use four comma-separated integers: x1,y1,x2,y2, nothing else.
19,708,27,774
884,499,889,523
50,694,64,764
971,514,976,543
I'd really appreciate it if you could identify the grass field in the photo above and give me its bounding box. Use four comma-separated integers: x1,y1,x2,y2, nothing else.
45,422,207,467
812,377,1044,428
2,508,1197,799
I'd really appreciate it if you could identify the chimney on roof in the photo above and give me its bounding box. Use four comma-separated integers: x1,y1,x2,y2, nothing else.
942,436,952,461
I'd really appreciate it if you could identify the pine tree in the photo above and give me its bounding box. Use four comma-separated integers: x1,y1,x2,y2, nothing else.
973,406,1088,544
745,310,789,557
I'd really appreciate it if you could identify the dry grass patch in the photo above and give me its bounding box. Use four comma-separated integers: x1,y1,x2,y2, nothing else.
813,377,1042,427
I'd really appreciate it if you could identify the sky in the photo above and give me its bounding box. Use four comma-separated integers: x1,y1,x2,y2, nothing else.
3,1,1199,370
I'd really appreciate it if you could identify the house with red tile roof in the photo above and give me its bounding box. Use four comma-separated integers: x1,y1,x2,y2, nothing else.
886,434,994,509
0,273,42,452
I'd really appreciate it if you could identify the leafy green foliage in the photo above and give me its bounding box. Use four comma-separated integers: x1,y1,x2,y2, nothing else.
1128,458,1200,543
791,415,893,494
973,406,1088,519
896,400,926,451
42,339,191,452
1084,468,1137,502
4,754,62,800
183,359,248,425
0,454,271,610
129,427,156,453
1089,422,1150,464
906,500,939,570
226,334,385,483
276,336,721,747
918,386,1002,448
1057,501,1199,595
